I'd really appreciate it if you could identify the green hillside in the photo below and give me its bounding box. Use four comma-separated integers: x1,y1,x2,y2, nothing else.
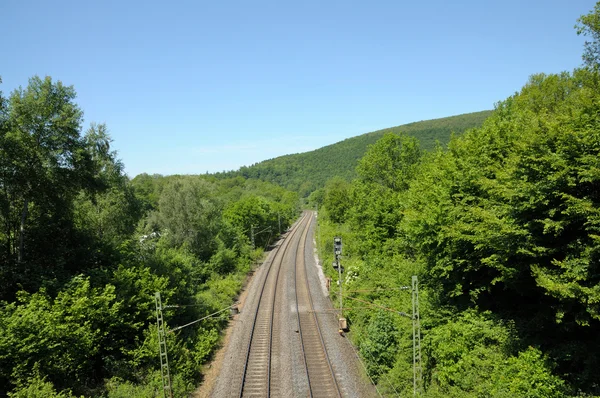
215,110,492,196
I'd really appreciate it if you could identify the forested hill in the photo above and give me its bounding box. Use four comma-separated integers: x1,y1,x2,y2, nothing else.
215,110,492,196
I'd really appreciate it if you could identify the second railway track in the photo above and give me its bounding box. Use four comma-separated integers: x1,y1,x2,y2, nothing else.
295,214,342,398
237,211,342,397
238,213,310,397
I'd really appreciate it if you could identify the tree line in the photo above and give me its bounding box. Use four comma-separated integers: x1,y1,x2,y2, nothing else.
0,77,299,396
315,4,600,396
214,110,492,197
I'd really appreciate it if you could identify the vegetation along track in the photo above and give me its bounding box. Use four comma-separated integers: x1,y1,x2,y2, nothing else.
239,213,310,397
295,212,342,397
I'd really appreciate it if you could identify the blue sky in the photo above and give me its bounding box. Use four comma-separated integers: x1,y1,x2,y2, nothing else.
2,0,595,177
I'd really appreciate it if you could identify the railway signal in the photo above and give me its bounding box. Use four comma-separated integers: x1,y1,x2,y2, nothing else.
333,237,342,257
333,237,348,333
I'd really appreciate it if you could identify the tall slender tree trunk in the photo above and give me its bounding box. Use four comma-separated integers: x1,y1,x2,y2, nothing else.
18,197,28,263
3,190,11,261
5,220,10,259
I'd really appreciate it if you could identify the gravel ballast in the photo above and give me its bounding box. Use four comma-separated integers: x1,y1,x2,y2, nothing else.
208,213,378,397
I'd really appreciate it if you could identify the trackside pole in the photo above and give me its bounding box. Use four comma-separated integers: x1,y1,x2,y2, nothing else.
412,276,422,396
155,292,173,398
333,237,347,333
338,257,343,318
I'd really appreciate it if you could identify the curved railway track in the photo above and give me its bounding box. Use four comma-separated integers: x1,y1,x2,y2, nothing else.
295,214,342,398
237,211,341,397
238,213,309,397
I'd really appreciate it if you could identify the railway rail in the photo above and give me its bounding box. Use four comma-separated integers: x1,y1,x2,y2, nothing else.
237,211,341,397
295,214,342,398
238,213,309,397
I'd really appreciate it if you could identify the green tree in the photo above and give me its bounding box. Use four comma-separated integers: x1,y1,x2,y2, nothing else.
223,194,278,249
323,177,351,224
5,76,85,264
9,370,77,398
348,133,421,254
73,123,142,248
425,311,566,397
577,1,600,69
0,77,110,300
157,177,221,259
402,69,600,391
131,173,166,212
0,277,121,394
81,123,125,192
0,78,9,266
356,132,421,192
359,311,399,379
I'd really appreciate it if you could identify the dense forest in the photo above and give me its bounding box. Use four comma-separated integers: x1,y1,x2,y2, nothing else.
1,2,599,397
314,4,600,396
215,110,491,197
0,77,299,396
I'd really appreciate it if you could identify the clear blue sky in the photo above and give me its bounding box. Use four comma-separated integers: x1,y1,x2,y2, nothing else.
2,0,595,177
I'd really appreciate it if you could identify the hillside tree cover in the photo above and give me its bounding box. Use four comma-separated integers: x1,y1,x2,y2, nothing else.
316,4,600,396
0,77,299,397
215,110,491,197
577,1,600,69
2,3,600,396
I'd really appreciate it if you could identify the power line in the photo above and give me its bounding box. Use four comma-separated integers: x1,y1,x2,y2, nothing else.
344,330,385,398
168,303,239,333
155,293,240,398
344,287,411,294
330,275,422,395
163,303,207,308
354,328,401,397
340,295,411,319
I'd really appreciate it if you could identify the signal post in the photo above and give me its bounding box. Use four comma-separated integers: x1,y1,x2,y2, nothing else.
333,236,348,334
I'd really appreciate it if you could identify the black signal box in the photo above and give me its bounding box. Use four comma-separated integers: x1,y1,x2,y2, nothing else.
333,237,342,256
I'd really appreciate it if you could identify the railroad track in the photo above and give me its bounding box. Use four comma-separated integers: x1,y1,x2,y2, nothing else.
239,213,310,397
238,211,341,397
295,213,342,398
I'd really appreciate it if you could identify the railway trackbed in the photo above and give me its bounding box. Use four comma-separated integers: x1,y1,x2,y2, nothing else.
294,213,342,398
211,211,376,398
237,211,341,397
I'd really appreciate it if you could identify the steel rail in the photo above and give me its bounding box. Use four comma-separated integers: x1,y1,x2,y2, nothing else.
238,213,310,397
295,212,342,397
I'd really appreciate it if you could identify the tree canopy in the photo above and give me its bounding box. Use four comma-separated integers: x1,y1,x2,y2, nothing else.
317,5,600,393
577,1,600,69
0,76,300,397
215,111,491,196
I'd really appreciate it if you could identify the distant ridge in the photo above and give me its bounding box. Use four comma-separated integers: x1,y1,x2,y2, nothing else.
215,110,493,196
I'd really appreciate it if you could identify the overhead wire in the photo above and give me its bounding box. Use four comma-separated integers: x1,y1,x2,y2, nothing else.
338,295,412,319
354,328,402,398
329,283,413,395
343,287,410,294
168,303,238,333
344,329,385,398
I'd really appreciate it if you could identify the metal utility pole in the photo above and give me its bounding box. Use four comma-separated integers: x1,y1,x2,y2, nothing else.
155,292,173,398
333,237,347,332
412,276,422,396
251,225,255,250
316,205,320,249
338,261,343,318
